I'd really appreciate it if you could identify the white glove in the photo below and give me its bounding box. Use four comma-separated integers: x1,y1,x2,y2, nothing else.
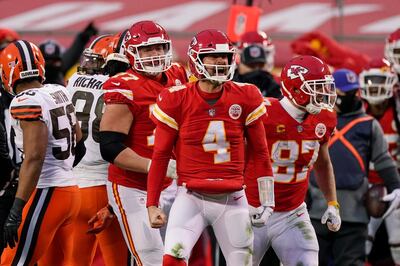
382,188,400,219
147,159,177,180
321,204,341,232
249,205,273,227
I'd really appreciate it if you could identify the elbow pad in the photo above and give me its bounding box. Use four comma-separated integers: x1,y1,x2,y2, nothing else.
99,131,128,163
73,139,86,167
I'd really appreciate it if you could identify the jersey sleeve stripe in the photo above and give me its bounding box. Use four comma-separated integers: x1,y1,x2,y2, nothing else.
103,89,133,101
10,105,42,111
11,108,42,114
153,104,178,130
245,103,266,126
11,113,42,121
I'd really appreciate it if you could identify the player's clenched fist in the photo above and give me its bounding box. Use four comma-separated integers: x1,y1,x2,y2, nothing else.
147,206,167,228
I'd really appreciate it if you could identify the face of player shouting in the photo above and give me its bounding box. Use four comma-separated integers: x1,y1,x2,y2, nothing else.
137,43,168,75
202,53,230,77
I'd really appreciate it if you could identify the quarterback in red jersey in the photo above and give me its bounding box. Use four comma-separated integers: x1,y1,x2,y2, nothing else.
146,29,274,266
247,55,340,266
99,21,187,265
360,58,400,264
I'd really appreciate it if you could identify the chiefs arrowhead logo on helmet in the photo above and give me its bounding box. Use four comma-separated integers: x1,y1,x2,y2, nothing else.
124,31,132,42
287,65,309,80
190,37,197,47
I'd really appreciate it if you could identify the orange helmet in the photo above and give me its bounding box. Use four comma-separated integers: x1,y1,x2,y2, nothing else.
79,34,116,74
0,40,45,95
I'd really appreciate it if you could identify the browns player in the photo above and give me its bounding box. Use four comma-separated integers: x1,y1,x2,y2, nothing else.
66,34,131,266
246,55,340,266
146,29,274,266
0,40,84,265
99,21,187,265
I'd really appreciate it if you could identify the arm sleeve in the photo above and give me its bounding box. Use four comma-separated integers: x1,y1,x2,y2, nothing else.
10,94,44,122
147,122,178,207
151,87,182,130
371,120,400,192
103,76,139,114
61,27,95,74
244,85,267,126
244,119,273,207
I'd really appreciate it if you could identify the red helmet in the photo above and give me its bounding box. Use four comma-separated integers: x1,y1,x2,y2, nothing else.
359,58,398,104
124,21,172,74
0,28,19,51
385,28,400,74
281,55,336,114
0,40,45,95
188,29,236,82
239,30,275,71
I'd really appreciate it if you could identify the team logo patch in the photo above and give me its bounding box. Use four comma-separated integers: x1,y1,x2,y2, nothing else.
287,65,309,79
44,43,56,56
315,123,327,138
346,72,357,83
209,108,216,117
175,79,182,86
229,104,242,120
249,46,261,58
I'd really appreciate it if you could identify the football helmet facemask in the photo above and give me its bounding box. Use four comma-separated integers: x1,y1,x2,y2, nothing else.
359,58,398,105
281,55,336,114
124,21,172,75
188,29,236,83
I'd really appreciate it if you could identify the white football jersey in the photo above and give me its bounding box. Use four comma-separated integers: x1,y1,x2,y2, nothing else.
67,73,109,187
10,84,77,188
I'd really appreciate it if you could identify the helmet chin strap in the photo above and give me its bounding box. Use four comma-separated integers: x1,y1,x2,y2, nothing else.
201,78,224,88
305,103,322,115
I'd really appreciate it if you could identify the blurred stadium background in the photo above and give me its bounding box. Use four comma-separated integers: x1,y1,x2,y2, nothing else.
1,0,399,68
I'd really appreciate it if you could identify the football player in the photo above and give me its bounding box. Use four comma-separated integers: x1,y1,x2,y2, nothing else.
0,40,85,265
238,30,275,73
66,34,130,266
99,21,187,265
146,29,274,266
360,58,400,265
247,55,340,266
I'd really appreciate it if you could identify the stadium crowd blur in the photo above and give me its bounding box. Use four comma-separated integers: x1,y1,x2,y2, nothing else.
1,9,400,266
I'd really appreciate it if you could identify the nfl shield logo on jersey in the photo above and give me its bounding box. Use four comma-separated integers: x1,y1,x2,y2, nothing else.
209,108,216,117
229,104,242,120
315,123,327,138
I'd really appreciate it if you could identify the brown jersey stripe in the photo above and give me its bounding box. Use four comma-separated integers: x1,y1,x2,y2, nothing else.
11,105,42,111
11,114,42,120
11,109,42,116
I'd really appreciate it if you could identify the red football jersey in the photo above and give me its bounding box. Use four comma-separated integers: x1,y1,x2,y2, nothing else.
246,98,336,211
152,81,267,193
367,104,400,184
103,64,187,190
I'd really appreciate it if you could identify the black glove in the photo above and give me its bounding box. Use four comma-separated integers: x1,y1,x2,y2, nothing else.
3,198,25,249
80,22,98,42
